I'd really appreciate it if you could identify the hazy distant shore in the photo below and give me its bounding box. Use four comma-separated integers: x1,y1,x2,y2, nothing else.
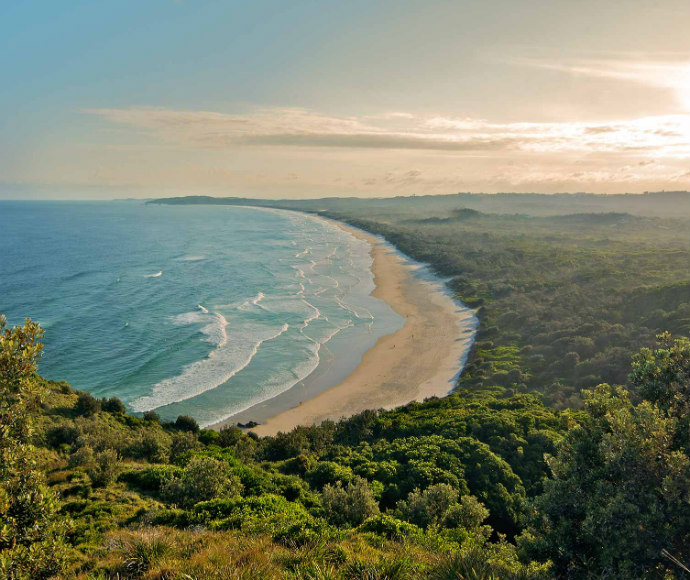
213,216,477,436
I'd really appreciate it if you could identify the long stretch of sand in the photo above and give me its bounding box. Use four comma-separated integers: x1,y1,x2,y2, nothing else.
244,221,476,437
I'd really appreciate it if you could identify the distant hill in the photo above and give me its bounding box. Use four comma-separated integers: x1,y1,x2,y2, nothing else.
148,191,690,220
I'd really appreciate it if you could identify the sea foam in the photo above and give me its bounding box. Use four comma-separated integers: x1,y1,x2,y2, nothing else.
130,318,289,412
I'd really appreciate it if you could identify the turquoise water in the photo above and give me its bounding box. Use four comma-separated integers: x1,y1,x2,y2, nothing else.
0,201,403,426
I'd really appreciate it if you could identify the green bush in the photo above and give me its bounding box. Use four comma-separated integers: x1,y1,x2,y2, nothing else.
321,477,379,527
75,391,101,417
68,445,96,469
142,410,160,423
162,456,241,508
101,397,126,414
46,423,79,448
359,514,422,540
217,425,243,447
130,430,171,463
119,465,183,492
444,495,490,531
87,449,121,487
306,461,354,490
396,484,458,529
169,430,199,463
174,415,199,433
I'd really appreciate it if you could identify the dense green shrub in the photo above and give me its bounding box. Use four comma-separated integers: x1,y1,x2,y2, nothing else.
306,461,354,489
321,477,379,527
120,465,183,492
395,484,458,529
162,456,241,508
217,425,243,447
359,514,422,540
130,430,171,463
169,430,200,463
142,410,160,423
174,415,199,433
444,495,490,531
68,445,96,469
75,391,101,417
87,449,121,487
521,336,690,578
101,396,126,414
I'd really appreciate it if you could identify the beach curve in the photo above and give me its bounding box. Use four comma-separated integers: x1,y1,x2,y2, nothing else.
215,216,477,437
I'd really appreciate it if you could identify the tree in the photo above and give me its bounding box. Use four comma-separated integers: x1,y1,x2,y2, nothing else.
630,333,690,442
143,410,160,423
75,391,101,417
0,316,68,579
101,396,126,414
174,415,199,433
217,426,243,448
522,360,690,579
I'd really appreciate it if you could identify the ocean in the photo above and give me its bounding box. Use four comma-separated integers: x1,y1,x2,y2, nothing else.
0,201,404,427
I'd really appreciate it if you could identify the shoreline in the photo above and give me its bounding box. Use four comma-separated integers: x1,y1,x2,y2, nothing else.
212,216,477,436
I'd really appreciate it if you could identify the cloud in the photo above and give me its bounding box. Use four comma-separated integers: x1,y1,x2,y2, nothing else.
83,106,689,159
505,54,690,109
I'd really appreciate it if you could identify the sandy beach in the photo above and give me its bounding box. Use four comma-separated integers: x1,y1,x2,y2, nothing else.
227,220,476,437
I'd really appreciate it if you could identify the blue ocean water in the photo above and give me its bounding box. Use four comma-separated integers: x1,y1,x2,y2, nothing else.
0,201,403,426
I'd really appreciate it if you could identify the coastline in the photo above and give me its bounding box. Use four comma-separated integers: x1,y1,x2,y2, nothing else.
213,215,477,437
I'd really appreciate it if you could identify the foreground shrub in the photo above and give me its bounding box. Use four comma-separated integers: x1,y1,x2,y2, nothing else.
174,414,199,433
120,465,183,492
444,495,490,531
342,557,413,580
75,391,101,417
162,456,241,508
119,530,172,577
359,514,422,540
321,476,379,527
430,543,551,580
101,396,126,414
130,430,171,463
87,449,121,487
396,484,458,529
169,430,199,463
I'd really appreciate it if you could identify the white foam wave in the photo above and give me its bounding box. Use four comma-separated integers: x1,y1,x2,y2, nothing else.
173,308,228,347
334,295,373,320
238,292,267,311
145,270,163,278
131,322,290,412
201,319,355,427
214,291,267,312
299,299,321,330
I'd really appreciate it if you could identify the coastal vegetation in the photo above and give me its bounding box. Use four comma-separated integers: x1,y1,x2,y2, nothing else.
2,191,690,579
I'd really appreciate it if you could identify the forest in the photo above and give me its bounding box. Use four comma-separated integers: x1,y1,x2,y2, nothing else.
3,191,690,580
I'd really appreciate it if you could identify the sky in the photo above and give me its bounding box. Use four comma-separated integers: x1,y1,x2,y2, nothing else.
1,0,688,199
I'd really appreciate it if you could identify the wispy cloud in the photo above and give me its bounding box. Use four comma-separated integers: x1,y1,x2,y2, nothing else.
505,54,690,109
83,106,689,159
